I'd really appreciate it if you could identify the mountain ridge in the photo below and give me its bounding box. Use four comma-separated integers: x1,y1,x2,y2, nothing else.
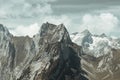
0,23,120,80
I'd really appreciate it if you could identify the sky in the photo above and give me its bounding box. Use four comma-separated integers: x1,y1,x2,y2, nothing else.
0,0,120,37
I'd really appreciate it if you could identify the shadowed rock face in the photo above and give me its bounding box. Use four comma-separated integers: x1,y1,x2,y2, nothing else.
0,23,88,80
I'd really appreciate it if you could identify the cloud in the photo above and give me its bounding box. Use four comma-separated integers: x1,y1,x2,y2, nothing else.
0,0,72,37
79,13,119,35
41,15,71,28
9,13,120,37
10,23,40,37
2,0,120,37
0,0,56,19
9,15,71,37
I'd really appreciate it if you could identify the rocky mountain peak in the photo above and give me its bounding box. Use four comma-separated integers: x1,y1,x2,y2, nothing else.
0,24,12,40
0,24,5,31
81,29,91,36
100,33,107,37
38,22,71,44
0,24,10,34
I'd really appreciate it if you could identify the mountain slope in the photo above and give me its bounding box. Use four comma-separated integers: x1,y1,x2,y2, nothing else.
81,48,120,80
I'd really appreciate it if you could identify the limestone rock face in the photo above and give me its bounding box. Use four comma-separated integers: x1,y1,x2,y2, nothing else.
0,23,87,80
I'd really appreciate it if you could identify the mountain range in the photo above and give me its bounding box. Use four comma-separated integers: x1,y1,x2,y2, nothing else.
0,23,120,80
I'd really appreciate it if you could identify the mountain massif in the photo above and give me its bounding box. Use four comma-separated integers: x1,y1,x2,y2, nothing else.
0,23,120,80
0,23,87,80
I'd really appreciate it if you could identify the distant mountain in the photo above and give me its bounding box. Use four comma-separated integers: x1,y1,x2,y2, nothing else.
70,30,120,57
70,30,120,80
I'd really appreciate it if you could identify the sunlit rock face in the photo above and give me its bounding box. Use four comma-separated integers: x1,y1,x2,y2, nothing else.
0,23,87,80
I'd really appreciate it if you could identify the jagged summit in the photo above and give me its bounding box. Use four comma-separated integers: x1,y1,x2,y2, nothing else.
0,24,12,37
0,24,12,43
81,29,92,36
0,24,9,33
37,22,71,43
0,24,5,31
100,33,107,37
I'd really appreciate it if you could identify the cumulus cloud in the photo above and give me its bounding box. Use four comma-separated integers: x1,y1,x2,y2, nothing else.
0,0,56,19
9,15,71,37
0,0,73,37
2,0,120,37
10,23,40,37
80,13,119,35
41,15,71,28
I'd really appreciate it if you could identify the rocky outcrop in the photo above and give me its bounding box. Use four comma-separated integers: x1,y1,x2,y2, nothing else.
0,23,87,80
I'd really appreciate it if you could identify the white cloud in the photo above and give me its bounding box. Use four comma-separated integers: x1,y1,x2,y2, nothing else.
80,13,119,35
0,0,73,37
9,15,71,37
0,0,56,18
41,15,71,28
0,0,72,37
2,0,119,37
10,23,40,37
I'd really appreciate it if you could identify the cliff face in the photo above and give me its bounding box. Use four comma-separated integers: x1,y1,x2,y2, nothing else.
0,23,87,80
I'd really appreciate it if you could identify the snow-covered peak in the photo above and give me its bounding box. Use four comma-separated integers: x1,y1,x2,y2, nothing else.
71,29,93,46
71,30,120,57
